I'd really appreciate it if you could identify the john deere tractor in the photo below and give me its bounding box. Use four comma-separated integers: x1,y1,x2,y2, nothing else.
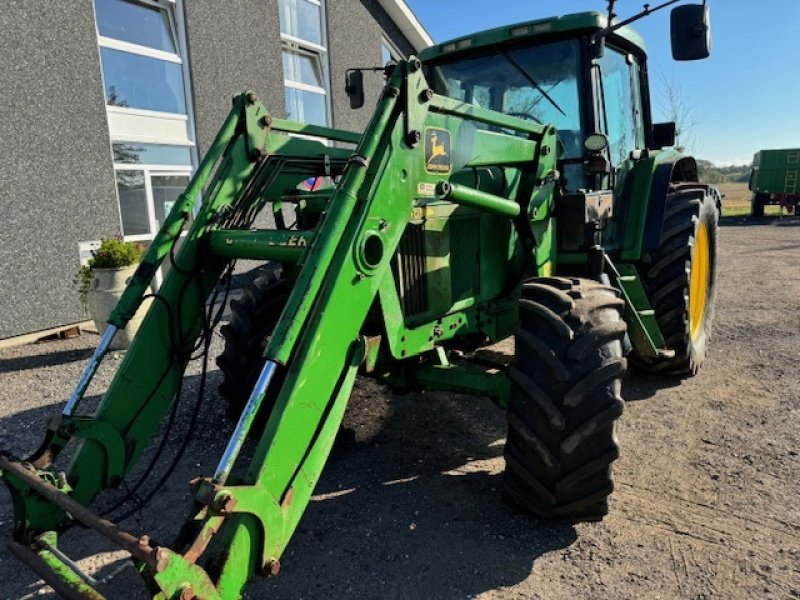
0,2,719,598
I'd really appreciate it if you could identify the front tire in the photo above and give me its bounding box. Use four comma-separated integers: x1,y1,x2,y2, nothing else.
634,184,719,376
503,278,627,521
217,265,289,422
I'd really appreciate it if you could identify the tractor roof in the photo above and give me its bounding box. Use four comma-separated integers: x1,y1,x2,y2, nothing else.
418,11,647,62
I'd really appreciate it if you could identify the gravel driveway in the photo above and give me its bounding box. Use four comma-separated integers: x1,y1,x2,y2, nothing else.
1,217,798,599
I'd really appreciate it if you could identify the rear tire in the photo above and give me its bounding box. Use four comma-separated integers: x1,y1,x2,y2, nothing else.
217,265,289,423
633,184,719,376
503,278,627,521
751,193,766,218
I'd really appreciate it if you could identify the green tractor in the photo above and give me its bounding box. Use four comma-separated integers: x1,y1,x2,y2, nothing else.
1,2,719,598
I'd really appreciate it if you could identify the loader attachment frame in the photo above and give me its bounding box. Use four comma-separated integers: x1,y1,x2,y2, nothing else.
1,59,559,599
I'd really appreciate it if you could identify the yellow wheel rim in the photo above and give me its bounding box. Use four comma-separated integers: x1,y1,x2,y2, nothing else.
689,222,710,341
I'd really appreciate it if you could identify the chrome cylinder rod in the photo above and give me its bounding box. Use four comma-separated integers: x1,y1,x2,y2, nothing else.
213,360,278,484
62,325,118,416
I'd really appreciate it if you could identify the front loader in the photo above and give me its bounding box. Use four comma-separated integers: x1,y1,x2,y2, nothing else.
1,3,719,598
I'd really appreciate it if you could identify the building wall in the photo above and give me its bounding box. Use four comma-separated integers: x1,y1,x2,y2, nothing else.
185,0,416,148
0,4,119,339
328,0,415,133
182,1,286,157
0,1,419,341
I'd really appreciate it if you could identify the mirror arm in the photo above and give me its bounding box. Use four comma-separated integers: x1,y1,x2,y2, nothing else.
593,0,685,51
345,66,394,94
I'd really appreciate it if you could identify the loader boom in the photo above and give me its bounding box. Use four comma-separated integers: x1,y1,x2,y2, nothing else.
1,59,558,598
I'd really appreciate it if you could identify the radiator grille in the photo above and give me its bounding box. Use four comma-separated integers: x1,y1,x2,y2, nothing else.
394,224,428,317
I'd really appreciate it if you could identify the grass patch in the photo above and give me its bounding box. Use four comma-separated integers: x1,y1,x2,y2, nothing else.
716,182,797,218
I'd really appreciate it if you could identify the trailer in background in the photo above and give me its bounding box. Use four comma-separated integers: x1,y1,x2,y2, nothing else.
749,148,800,217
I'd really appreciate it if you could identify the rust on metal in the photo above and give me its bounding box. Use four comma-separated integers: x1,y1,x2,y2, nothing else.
183,516,225,565
0,455,157,568
280,486,294,510
262,559,281,577
154,548,171,574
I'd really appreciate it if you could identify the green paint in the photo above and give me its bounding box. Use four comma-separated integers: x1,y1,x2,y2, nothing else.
419,12,646,63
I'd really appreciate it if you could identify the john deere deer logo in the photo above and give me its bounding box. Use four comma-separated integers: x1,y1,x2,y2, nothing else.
425,128,451,174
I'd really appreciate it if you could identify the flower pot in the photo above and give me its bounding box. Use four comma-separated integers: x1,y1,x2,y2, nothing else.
86,265,153,351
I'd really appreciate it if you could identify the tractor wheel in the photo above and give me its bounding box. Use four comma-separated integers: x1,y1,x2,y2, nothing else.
634,184,719,376
503,278,627,521
751,193,766,218
217,265,289,423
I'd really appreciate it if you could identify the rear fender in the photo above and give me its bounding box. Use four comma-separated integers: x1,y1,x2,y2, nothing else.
618,151,699,260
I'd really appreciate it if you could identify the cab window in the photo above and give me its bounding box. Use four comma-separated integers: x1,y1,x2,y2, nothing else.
597,48,645,166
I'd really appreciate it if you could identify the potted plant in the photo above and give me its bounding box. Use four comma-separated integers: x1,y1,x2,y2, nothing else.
76,238,152,350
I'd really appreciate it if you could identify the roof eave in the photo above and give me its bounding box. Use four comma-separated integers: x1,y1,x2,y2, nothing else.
376,0,435,52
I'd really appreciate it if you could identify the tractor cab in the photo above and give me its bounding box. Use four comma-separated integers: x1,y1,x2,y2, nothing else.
420,9,710,193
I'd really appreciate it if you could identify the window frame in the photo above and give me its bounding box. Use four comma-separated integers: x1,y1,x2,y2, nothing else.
113,162,193,241
279,0,332,127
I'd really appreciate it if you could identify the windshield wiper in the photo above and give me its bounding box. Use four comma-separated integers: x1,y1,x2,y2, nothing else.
497,48,567,117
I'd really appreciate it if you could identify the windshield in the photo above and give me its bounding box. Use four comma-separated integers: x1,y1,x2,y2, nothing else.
428,40,584,158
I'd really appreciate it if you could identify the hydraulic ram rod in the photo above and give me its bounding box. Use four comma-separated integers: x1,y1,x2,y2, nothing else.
62,325,118,416
213,360,278,484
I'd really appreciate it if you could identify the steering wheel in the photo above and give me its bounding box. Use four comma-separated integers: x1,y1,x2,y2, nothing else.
506,111,545,125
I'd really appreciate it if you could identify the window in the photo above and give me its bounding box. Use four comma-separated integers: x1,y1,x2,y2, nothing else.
95,0,188,115
95,0,176,52
381,37,403,65
101,47,186,113
431,40,584,158
94,0,198,274
279,0,330,127
279,0,323,45
598,49,645,166
113,143,193,239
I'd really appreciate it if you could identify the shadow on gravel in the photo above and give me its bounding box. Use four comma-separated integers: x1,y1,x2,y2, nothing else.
252,384,578,599
622,369,683,402
720,215,800,228
0,346,94,373
0,372,578,599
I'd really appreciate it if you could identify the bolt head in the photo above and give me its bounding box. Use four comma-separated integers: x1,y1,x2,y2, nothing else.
407,130,422,147
179,585,195,600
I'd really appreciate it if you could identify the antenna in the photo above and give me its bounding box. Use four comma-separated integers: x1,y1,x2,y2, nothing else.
606,0,617,26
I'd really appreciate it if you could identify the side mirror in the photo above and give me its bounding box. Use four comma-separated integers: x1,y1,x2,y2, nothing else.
652,122,677,149
671,4,712,61
345,70,365,110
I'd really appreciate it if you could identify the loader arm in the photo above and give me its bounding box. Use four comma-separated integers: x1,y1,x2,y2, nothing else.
1,58,557,599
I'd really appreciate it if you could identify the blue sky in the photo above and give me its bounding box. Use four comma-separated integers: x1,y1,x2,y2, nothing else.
405,0,800,165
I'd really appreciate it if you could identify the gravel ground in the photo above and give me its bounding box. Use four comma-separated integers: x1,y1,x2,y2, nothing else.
1,217,799,599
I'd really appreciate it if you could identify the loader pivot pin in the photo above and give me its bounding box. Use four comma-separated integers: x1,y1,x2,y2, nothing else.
213,360,278,484
62,325,118,416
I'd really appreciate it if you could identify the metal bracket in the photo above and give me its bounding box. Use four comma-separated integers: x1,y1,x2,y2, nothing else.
403,57,428,148
244,91,271,160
